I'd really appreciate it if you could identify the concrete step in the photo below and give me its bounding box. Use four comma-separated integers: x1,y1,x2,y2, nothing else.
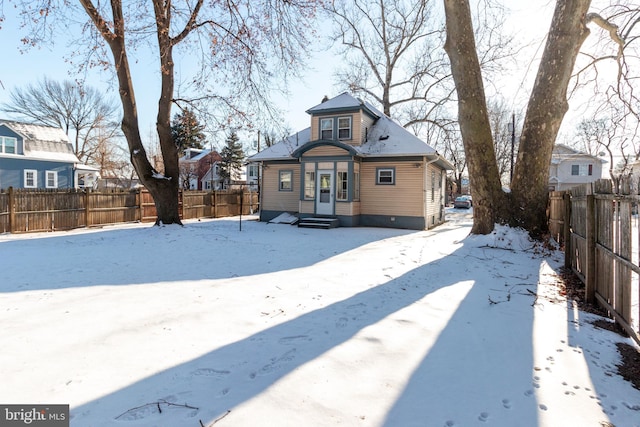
298,217,340,229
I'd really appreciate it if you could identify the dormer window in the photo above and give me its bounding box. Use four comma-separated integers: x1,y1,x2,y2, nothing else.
1,136,17,154
338,117,352,140
320,118,333,139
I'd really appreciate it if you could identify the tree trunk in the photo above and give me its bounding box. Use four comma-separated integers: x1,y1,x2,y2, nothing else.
79,0,182,225
510,0,591,237
443,0,592,237
443,0,506,234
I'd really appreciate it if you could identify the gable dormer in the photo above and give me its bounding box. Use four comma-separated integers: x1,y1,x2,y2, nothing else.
305,93,379,147
0,123,23,156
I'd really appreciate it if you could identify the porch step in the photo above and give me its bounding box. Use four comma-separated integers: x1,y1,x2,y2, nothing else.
298,217,340,229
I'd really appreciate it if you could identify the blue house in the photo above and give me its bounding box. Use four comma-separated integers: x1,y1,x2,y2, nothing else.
0,120,99,190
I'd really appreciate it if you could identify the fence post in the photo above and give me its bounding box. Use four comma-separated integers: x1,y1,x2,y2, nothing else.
137,188,142,222
84,190,90,227
563,191,572,269
8,186,15,233
585,194,596,303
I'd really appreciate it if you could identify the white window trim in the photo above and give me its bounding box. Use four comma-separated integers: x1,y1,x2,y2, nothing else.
376,167,395,185
320,118,333,140
46,170,58,188
1,136,17,154
279,170,293,191
338,116,352,140
24,169,37,188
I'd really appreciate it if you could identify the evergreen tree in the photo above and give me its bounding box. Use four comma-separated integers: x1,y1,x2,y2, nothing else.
219,132,245,187
171,108,206,152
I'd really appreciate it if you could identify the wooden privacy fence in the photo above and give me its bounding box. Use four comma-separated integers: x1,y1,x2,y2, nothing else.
0,187,259,234
551,179,640,345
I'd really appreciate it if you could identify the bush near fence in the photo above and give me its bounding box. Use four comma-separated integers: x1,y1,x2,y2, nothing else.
549,178,640,346
0,187,259,234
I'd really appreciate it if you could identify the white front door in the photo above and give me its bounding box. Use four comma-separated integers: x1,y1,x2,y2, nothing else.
316,170,334,215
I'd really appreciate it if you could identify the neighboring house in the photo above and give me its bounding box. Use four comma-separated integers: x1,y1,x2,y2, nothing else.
246,163,260,191
178,148,223,190
548,144,606,191
248,92,453,230
0,119,100,190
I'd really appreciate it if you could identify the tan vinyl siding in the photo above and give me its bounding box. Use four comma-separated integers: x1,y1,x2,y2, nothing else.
360,114,376,144
261,165,300,212
336,202,354,216
310,112,362,145
360,162,425,216
303,145,350,157
425,164,444,226
300,200,314,214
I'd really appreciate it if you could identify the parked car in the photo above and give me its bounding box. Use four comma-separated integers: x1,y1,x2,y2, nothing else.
454,195,472,209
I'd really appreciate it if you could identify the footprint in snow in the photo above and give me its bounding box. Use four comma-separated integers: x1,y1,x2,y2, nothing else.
278,335,311,345
478,412,489,422
191,368,230,378
502,399,511,409
336,317,349,328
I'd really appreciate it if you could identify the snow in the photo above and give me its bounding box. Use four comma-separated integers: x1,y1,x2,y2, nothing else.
1,210,639,427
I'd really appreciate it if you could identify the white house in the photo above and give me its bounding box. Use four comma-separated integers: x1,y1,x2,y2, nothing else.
548,144,606,191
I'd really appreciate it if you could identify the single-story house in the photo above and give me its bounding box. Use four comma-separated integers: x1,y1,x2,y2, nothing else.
248,92,453,230
0,119,100,190
548,144,606,191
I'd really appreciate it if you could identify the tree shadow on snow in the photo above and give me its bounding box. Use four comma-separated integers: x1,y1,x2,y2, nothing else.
0,217,416,292
68,223,546,427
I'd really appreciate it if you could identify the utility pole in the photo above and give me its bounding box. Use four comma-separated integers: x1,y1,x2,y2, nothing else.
510,113,515,184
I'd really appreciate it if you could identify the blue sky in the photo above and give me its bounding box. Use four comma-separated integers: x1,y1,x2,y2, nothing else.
0,1,577,150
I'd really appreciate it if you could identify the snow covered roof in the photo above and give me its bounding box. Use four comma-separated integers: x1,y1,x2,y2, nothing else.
249,93,453,169
552,144,607,163
0,119,81,163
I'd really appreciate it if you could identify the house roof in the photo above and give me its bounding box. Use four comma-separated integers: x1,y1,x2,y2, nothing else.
180,148,222,163
552,144,607,164
250,93,453,170
0,119,80,163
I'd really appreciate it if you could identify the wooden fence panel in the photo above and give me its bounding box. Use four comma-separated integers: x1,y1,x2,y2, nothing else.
548,191,565,243
0,192,8,233
87,190,139,226
11,189,86,233
567,180,640,345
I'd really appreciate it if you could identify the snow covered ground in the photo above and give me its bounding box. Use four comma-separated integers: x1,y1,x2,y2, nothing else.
1,210,639,427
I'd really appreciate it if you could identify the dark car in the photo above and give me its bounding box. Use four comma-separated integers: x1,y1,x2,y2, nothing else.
453,195,472,209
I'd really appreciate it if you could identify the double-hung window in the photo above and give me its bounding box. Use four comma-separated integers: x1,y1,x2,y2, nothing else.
571,164,593,176
279,170,293,191
304,171,315,199
320,118,333,139
46,171,58,188
24,169,37,188
1,136,17,154
337,171,348,201
338,117,351,140
376,168,395,185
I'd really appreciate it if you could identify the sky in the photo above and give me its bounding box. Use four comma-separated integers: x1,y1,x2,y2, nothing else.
0,2,558,145
1,209,639,426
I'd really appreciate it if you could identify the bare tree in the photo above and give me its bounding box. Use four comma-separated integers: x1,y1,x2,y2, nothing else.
6,0,320,224
487,98,519,186
1,77,120,163
443,0,634,236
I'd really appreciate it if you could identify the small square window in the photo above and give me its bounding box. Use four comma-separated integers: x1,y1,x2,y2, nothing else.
376,168,395,185
24,169,37,188
279,170,293,191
